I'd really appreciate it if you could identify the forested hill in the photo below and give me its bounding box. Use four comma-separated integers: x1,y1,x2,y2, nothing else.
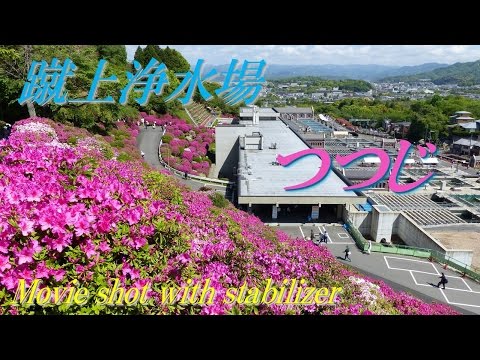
380,59,480,85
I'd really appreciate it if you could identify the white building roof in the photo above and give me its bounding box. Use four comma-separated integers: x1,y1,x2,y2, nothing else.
362,156,381,164
459,122,479,130
237,121,358,199
454,138,480,147
421,157,439,164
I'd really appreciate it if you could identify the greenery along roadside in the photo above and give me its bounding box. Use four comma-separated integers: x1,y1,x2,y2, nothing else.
0,45,192,130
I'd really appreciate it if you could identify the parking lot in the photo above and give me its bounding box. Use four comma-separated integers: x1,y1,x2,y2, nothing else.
274,222,480,313
384,255,480,310
276,224,356,244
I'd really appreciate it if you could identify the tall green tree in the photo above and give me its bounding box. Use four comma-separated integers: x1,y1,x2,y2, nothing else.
0,45,36,117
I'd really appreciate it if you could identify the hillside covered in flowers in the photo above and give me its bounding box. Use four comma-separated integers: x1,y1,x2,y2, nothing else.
0,118,458,315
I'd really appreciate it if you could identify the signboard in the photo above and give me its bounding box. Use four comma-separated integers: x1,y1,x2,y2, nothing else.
311,205,319,220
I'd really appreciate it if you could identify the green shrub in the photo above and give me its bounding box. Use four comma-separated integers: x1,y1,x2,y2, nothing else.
111,139,125,148
111,129,130,139
101,145,115,160
209,192,229,208
67,136,78,145
162,134,173,144
117,152,132,162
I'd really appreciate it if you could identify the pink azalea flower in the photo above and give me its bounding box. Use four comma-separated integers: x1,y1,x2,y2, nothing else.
74,218,91,237
0,255,12,272
16,247,35,265
98,241,111,252
18,219,35,236
82,240,97,258
35,262,50,279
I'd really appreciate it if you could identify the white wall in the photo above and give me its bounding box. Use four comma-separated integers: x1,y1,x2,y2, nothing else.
445,250,474,267
396,213,446,252
370,206,401,242
343,205,371,235
215,126,250,178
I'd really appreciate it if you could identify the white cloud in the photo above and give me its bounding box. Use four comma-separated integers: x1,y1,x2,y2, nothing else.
125,45,480,66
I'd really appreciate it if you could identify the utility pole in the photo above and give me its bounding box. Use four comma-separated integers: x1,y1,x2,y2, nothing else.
470,130,474,158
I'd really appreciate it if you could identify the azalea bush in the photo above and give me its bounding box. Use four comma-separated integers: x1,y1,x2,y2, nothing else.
0,117,458,315
140,113,214,176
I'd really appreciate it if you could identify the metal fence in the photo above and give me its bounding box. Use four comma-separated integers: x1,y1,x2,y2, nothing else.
344,220,480,283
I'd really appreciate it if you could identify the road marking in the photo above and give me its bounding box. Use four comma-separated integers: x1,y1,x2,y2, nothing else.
328,242,355,245
409,272,480,293
318,225,333,243
385,256,480,309
463,279,473,292
337,233,349,239
299,226,305,240
444,300,480,309
385,255,438,266
384,257,440,275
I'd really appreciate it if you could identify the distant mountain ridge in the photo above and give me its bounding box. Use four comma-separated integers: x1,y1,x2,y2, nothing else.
204,62,449,81
379,60,480,85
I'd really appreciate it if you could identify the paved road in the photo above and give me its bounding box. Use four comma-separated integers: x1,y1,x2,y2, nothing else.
274,222,480,314
137,127,227,193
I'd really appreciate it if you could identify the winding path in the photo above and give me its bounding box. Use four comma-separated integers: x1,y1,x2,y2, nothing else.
136,127,227,193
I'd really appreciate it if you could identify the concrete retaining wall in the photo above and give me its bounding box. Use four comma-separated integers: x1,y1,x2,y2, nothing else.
445,250,474,267
396,213,446,252
343,205,372,235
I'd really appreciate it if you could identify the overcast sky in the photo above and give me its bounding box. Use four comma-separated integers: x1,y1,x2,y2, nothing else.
126,45,480,66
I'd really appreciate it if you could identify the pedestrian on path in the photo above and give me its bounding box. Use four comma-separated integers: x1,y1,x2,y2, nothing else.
310,228,315,241
184,172,188,180
141,151,145,159
344,245,351,262
437,272,448,289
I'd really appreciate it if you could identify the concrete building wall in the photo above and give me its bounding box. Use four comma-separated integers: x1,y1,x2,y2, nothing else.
370,206,401,242
396,214,446,252
214,126,249,179
343,206,371,235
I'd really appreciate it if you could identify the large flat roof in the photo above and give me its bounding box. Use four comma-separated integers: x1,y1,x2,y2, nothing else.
273,107,313,114
239,107,278,118
237,120,362,204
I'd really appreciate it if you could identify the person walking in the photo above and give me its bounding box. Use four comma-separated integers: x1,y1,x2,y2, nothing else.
184,171,188,180
344,245,351,262
437,272,448,289
310,229,315,241
141,151,145,159
323,230,328,243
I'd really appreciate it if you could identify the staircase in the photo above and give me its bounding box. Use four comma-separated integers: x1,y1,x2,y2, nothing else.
185,102,216,127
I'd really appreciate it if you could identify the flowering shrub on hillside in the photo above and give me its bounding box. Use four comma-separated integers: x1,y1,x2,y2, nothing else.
0,117,458,315
140,113,214,176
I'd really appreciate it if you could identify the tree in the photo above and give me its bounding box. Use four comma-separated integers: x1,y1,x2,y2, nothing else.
0,45,36,117
96,45,127,65
133,46,145,67
133,45,191,73
162,47,190,73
